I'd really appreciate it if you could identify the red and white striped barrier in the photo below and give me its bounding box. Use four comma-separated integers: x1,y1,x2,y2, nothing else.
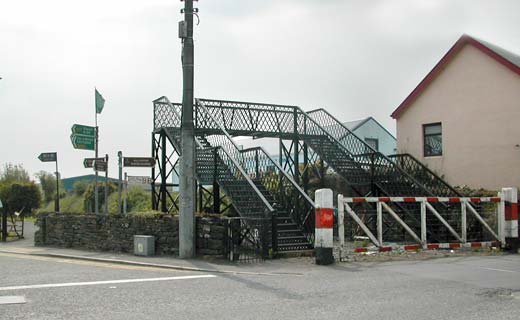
336,190,514,259
352,241,501,254
343,197,501,203
315,188,334,265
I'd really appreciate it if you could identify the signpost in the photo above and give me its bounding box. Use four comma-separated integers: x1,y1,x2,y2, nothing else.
118,151,123,214
38,152,57,162
71,124,96,137
83,157,103,168
93,159,107,172
70,134,95,151
38,152,60,212
123,157,156,167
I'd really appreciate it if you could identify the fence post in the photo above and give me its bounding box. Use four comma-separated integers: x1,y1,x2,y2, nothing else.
461,200,467,244
420,200,427,248
501,187,519,252
377,201,383,246
271,210,278,257
1,207,7,242
315,188,334,265
338,194,345,261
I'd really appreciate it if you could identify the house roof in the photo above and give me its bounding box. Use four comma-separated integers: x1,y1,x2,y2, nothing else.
391,35,520,119
343,116,396,140
343,117,370,131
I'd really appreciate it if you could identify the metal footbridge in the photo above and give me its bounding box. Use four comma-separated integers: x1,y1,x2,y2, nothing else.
151,97,483,254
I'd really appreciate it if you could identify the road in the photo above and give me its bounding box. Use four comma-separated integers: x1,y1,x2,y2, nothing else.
0,252,519,320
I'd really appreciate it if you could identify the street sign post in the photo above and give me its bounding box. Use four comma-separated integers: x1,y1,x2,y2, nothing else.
38,152,57,162
93,160,107,172
70,134,95,151
123,157,156,167
83,157,103,168
71,124,96,137
38,152,60,212
118,151,123,214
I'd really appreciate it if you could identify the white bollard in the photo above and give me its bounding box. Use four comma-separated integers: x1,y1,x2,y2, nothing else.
502,187,519,252
315,188,334,265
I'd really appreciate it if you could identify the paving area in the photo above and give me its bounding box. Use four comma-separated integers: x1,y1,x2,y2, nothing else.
1,225,520,319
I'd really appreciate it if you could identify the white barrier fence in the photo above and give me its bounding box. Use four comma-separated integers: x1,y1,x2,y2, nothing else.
335,188,518,255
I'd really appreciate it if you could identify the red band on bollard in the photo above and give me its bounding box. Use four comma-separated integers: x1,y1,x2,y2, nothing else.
315,208,334,228
505,203,518,220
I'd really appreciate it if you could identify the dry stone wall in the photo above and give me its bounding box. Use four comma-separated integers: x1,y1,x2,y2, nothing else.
34,213,226,257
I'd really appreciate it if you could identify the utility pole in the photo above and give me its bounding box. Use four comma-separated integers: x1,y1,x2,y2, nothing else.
179,0,197,258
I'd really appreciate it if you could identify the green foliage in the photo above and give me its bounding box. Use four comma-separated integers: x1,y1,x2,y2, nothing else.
83,181,117,212
72,181,89,197
124,186,152,213
0,164,40,215
454,186,498,197
40,194,84,214
0,163,30,184
36,171,65,203
0,182,41,214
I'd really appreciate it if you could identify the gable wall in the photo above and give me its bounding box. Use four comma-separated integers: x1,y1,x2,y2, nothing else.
353,119,397,156
396,44,520,190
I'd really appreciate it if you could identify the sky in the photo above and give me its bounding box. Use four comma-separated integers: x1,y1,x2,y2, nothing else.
1,0,520,180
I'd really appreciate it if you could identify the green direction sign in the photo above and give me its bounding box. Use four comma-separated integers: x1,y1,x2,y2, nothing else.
38,152,57,162
71,134,95,151
72,124,95,137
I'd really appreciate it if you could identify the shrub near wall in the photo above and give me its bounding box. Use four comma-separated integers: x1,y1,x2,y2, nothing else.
35,213,226,257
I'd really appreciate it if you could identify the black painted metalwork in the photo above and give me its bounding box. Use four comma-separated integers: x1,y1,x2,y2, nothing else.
153,96,474,250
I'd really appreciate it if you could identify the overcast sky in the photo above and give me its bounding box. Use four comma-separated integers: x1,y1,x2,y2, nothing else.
1,0,520,180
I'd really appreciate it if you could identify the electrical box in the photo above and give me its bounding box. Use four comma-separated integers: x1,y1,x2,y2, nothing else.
178,21,187,38
134,235,155,256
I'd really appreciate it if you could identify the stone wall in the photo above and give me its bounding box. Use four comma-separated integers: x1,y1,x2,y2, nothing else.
34,213,226,257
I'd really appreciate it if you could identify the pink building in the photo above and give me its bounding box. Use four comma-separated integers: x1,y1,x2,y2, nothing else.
392,35,520,190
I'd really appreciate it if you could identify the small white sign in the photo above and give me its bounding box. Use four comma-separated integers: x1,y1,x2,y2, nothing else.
127,176,152,185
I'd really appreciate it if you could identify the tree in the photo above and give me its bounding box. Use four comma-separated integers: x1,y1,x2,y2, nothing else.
0,164,41,215
0,182,41,214
36,171,64,203
0,163,30,184
83,181,117,212
72,181,89,197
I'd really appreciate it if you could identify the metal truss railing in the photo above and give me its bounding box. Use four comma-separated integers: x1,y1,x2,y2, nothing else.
240,147,315,241
196,98,298,138
388,153,461,197
197,99,315,242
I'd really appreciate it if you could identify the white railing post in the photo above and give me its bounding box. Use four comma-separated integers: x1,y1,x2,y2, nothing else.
501,187,518,251
461,200,467,244
315,188,334,265
498,191,505,246
420,200,427,248
338,194,345,261
377,201,383,247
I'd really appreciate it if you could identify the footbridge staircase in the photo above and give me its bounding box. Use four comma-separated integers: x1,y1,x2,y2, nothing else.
152,97,485,255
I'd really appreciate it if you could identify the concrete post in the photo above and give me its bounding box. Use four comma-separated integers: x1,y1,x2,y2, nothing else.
315,188,334,265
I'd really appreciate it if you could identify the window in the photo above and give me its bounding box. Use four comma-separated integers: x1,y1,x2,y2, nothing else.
423,123,442,156
365,138,379,152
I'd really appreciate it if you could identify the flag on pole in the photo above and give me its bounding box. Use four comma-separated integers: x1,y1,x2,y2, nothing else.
95,88,105,114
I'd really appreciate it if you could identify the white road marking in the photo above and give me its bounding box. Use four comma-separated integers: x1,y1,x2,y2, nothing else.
479,267,518,273
0,275,216,291
0,296,26,305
